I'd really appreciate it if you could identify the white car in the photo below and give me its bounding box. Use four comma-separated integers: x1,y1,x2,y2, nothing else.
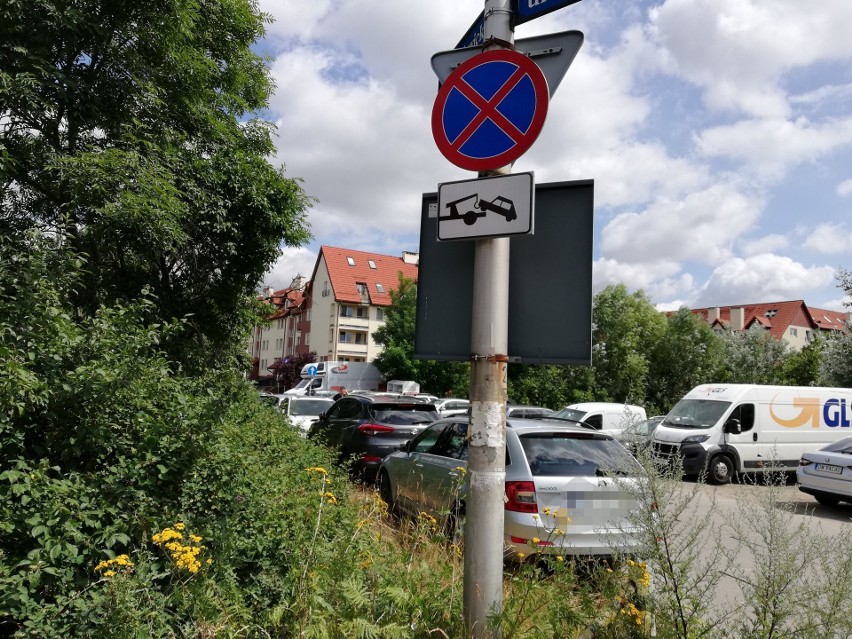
797,436,852,506
276,396,335,436
434,398,470,418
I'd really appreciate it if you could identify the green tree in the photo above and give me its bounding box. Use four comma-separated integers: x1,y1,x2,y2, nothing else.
0,0,312,369
646,307,725,414
718,324,789,384
779,337,825,386
507,364,594,409
591,284,666,404
372,275,469,396
821,268,852,387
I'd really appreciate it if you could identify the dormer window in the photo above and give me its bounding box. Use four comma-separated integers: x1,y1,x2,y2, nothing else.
368,260,377,269
376,283,385,293
764,309,777,318
347,256,355,266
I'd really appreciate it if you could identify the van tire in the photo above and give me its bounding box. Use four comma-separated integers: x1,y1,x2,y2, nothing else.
708,454,734,485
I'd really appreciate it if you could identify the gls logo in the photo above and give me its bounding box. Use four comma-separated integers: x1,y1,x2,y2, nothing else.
769,396,852,428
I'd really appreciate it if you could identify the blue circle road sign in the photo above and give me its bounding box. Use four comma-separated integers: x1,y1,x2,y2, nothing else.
432,49,549,172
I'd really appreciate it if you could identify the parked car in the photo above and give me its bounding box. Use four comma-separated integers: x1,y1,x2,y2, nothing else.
434,398,471,418
505,405,555,420
308,395,440,482
617,416,665,455
378,417,646,559
552,403,647,437
277,395,335,436
797,435,852,506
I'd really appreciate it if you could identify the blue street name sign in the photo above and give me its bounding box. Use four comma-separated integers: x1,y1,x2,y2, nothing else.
456,1,583,49
515,0,583,25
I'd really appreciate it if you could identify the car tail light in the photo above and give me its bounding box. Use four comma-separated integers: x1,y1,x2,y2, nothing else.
357,423,395,436
505,481,538,513
360,455,382,463
799,458,812,466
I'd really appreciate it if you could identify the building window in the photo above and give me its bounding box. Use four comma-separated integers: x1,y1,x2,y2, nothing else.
305,332,310,345
347,256,355,266
277,319,284,329
340,306,354,317
261,340,269,351
275,338,284,350
306,310,311,321
789,327,798,337
260,359,267,370
806,330,813,342
376,308,384,321
356,307,367,318
376,283,384,293
368,260,377,269
339,331,352,343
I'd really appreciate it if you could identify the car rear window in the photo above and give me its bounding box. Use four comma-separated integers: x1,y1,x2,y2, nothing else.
519,433,641,477
370,404,439,425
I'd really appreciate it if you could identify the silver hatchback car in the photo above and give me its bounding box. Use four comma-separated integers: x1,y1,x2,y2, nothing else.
378,417,645,558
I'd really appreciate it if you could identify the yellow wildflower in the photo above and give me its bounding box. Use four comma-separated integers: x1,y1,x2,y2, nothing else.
530,537,540,545
103,570,116,578
305,466,329,476
555,555,564,562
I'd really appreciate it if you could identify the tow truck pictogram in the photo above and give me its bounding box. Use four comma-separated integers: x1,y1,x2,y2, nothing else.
439,194,518,226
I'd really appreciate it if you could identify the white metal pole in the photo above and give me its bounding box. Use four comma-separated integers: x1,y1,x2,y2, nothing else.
464,2,513,637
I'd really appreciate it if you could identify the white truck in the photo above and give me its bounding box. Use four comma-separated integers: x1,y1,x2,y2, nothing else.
651,383,852,484
283,361,383,397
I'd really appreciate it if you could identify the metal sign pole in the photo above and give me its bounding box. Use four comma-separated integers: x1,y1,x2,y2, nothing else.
464,2,513,637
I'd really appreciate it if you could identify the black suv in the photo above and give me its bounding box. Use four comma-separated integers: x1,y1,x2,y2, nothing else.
308,394,440,482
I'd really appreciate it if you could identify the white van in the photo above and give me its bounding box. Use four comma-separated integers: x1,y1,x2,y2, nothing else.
283,361,383,396
552,402,647,436
651,384,852,484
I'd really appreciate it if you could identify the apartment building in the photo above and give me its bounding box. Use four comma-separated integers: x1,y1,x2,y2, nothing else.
249,247,419,380
689,300,850,350
307,246,419,363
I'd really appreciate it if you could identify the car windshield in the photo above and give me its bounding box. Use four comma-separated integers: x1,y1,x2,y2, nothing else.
551,408,586,422
371,405,439,426
519,433,641,477
290,399,333,416
662,399,731,429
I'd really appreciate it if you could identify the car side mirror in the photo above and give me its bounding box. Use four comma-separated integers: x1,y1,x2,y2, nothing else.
724,418,741,435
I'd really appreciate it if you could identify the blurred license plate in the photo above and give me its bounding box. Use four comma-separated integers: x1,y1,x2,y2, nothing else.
815,463,842,474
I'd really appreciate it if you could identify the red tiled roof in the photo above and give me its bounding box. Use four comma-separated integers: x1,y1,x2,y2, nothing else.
313,245,418,306
690,300,815,341
808,306,849,332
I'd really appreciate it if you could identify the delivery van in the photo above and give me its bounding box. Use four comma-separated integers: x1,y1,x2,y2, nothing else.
386,380,420,394
552,402,647,436
651,384,852,484
283,361,383,396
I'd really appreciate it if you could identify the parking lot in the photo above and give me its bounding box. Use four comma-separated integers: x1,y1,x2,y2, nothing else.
671,474,851,614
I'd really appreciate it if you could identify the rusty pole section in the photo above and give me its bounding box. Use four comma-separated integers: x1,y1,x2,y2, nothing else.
463,2,513,637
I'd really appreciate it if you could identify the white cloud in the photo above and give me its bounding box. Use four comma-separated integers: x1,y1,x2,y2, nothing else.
694,254,835,306
694,116,852,179
260,247,318,291
592,257,694,302
600,183,763,265
803,223,852,255
648,0,852,118
741,234,789,256
837,178,852,197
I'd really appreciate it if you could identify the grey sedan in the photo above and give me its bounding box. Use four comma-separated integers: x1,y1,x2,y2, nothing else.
378,417,646,558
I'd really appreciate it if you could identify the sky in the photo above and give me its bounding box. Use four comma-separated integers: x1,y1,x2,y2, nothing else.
256,0,852,312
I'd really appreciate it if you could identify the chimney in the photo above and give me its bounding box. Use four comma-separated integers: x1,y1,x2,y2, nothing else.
402,251,419,265
730,307,745,331
707,307,721,323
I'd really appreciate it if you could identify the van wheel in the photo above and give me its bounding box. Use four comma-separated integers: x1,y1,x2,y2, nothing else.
708,455,734,485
